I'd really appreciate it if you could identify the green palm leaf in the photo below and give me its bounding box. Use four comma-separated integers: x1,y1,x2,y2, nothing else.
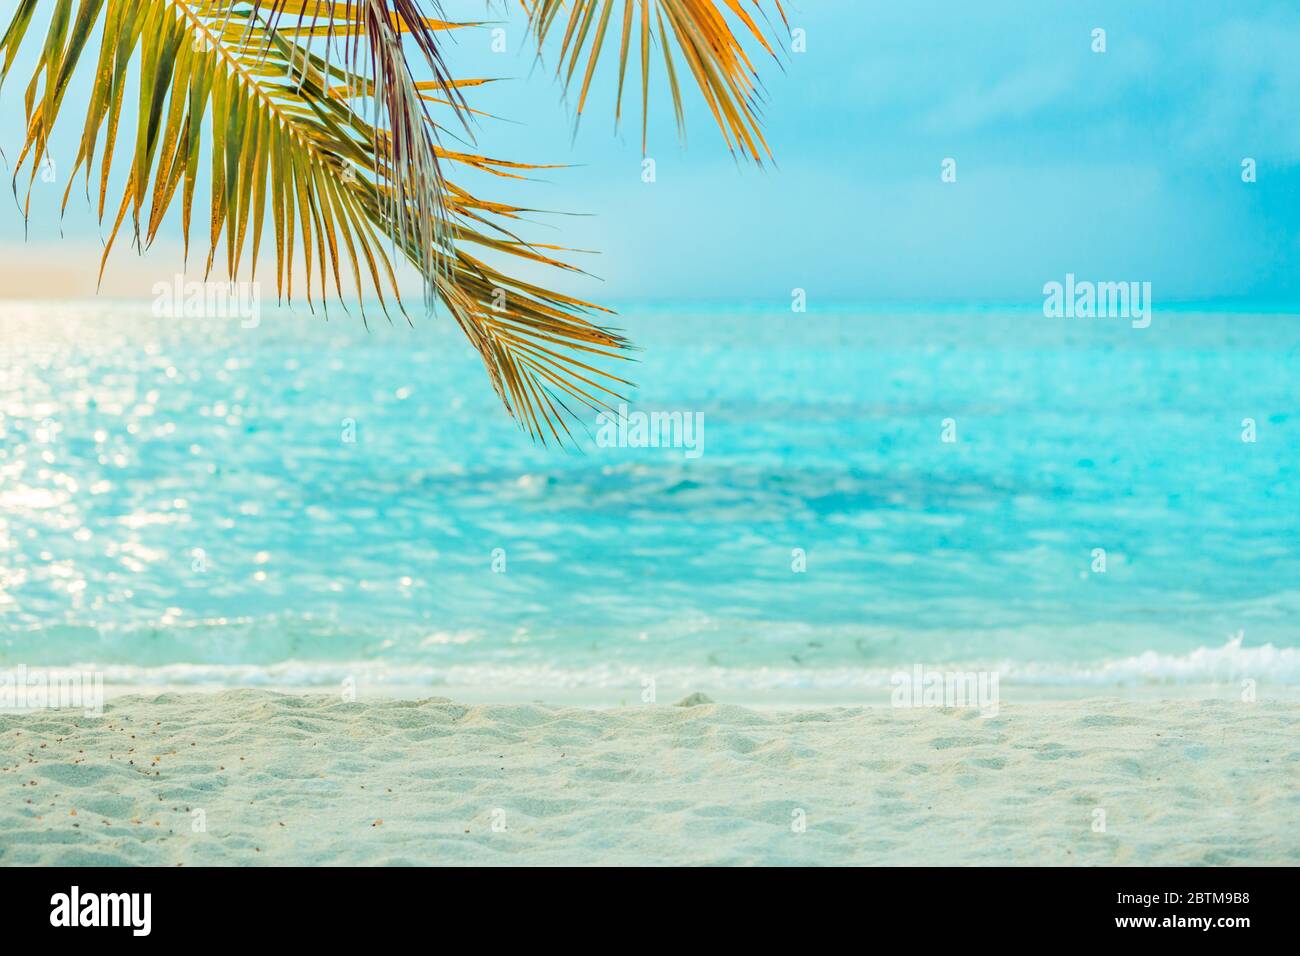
1,1,781,443
1,0,633,443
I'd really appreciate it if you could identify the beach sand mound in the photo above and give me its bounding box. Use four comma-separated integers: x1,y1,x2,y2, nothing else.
1,691,1296,866
674,693,715,707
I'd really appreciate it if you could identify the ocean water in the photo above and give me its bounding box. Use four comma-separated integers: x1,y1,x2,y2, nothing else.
2,299,1297,692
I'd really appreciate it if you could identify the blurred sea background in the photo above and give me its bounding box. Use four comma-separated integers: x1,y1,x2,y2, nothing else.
2,299,1296,696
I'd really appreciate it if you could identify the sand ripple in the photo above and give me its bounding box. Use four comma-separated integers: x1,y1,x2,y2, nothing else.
1,691,1296,865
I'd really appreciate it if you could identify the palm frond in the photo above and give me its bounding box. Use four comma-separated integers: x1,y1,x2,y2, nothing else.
1,0,634,444
250,0,466,310
519,0,788,162
341,106,636,443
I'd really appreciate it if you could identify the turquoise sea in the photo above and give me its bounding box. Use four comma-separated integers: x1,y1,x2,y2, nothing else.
1,300,1297,692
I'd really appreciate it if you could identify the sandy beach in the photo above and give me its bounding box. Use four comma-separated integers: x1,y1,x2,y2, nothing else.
1,691,1294,866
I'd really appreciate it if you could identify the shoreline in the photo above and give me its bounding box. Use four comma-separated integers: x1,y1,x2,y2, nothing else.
15,679,1295,711
2,690,1295,866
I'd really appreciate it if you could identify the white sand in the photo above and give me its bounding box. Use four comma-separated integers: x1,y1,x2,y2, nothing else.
1,690,1296,866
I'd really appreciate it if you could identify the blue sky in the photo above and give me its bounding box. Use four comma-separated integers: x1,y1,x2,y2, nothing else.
1,0,1298,304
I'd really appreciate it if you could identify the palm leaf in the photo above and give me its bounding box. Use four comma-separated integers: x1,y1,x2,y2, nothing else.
0,0,633,444
519,0,788,161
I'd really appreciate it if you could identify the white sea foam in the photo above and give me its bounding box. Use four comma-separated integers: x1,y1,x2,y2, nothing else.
68,637,1300,691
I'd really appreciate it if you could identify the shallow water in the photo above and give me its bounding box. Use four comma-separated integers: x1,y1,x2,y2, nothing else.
2,300,1297,690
